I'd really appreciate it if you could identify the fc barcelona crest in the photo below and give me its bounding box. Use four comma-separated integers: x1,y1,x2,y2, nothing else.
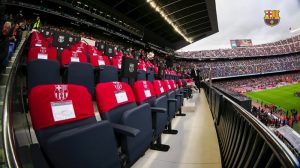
264,10,280,26
58,35,65,43
54,85,69,101
129,63,135,73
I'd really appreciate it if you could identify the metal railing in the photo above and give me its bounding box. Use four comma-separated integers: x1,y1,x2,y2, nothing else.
2,33,29,168
203,82,300,168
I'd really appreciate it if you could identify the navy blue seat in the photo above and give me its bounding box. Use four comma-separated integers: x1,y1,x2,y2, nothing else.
98,65,118,83
137,70,146,81
67,62,95,96
133,80,170,151
27,59,61,91
147,68,155,82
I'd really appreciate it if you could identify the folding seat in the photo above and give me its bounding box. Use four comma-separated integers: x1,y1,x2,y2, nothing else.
137,70,146,81
67,62,95,96
111,55,122,70
27,46,58,63
162,70,167,80
153,80,178,134
89,54,111,67
28,84,125,168
137,59,147,72
98,65,118,83
178,79,188,98
61,49,87,66
133,80,170,151
182,79,192,99
30,32,49,48
95,82,152,165
27,59,61,91
162,80,178,117
169,80,185,116
147,68,155,82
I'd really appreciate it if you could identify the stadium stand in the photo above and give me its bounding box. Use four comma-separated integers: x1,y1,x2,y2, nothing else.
1,1,300,168
177,35,300,59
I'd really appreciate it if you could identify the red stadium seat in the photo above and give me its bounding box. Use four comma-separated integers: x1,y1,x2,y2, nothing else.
95,82,152,165
90,55,111,67
29,84,122,168
27,46,58,63
111,56,122,70
61,49,87,66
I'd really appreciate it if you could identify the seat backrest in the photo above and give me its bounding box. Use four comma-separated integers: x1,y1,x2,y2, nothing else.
28,84,95,141
98,65,118,83
137,70,146,81
111,56,122,70
133,80,156,104
27,47,58,63
96,82,152,164
178,79,183,87
152,80,166,96
61,49,87,66
137,60,147,72
162,80,172,92
147,69,155,82
95,82,136,123
28,84,122,168
90,55,111,67
169,80,177,90
67,62,95,96
27,59,61,91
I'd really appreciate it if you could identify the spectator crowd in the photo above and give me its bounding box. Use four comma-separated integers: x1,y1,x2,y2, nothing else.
177,35,300,59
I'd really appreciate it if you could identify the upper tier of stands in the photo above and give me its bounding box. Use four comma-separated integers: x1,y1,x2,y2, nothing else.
177,35,300,59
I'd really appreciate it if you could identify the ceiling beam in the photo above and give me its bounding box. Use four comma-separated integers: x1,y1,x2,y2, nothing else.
126,2,147,15
112,0,125,8
173,9,207,22
186,26,211,35
166,2,206,16
184,21,210,31
177,16,208,27
160,0,182,9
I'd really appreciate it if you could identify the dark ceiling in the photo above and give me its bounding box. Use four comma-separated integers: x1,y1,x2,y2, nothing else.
2,0,218,51
83,0,219,50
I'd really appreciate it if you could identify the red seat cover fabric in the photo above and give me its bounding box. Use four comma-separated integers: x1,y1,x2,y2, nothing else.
61,49,87,66
152,80,166,96
90,55,111,67
137,60,148,72
111,56,122,69
178,79,183,87
133,81,156,103
29,84,95,131
169,80,177,90
162,80,172,92
27,47,58,63
96,82,135,113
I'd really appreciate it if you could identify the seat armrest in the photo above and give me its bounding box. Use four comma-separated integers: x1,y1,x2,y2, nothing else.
150,107,167,113
111,123,140,137
168,99,177,102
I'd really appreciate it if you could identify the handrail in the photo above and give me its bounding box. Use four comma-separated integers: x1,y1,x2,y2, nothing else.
225,95,299,167
2,32,30,168
204,83,300,167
